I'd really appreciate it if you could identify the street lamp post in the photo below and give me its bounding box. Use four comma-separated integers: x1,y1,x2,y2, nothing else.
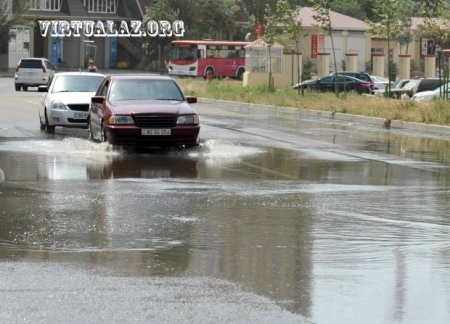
436,44,442,98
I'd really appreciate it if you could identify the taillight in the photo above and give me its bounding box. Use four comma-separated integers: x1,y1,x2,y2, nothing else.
361,83,370,88
16,65,19,72
43,66,47,73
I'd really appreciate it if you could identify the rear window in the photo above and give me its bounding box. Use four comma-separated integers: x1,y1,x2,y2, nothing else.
417,79,441,92
19,60,43,69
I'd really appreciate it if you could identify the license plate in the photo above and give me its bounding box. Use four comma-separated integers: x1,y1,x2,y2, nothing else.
142,129,171,136
74,112,88,119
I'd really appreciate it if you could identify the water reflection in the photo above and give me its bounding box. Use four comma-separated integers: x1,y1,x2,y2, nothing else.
86,154,199,179
0,168,4,189
2,134,450,322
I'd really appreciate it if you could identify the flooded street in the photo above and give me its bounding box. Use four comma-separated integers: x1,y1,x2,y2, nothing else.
1,83,450,323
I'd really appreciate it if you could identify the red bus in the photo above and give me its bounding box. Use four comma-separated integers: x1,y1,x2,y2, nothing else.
168,40,250,79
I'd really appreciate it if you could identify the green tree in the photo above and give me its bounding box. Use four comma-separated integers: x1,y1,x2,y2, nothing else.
143,0,179,70
309,0,340,97
396,0,423,55
366,0,401,95
419,0,450,47
277,0,305,94
261,3,281,91
0,0,30,54
329,0,366,20
145,0,239,40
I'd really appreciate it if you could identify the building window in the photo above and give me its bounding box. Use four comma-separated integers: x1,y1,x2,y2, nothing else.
29,0,62,11
84,0,117,13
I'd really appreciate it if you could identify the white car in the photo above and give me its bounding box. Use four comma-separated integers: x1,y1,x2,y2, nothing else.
411,82,450,101
14,57,56,91
370,75,395,90
38,72,105,134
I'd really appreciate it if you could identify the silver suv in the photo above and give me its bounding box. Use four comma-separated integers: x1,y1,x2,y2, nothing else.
14,57,56,91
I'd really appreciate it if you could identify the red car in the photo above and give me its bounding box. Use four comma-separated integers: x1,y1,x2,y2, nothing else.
88,75,200,148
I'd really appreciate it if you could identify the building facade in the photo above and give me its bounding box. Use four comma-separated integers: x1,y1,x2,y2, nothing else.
2,0,144,71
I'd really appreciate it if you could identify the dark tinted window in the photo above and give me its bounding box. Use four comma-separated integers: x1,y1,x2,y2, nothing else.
417,79,441,92
19,60,43,68
321,76,334,83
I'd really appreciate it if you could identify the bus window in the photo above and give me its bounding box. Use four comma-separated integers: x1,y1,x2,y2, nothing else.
170,45,197,60
197,49,204,59
206,45,217,58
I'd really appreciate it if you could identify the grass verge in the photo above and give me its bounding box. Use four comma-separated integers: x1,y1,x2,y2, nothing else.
177,78,450,126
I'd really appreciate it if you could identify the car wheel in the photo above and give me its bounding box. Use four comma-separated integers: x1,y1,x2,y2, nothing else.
87,118,95,141
349,88,357,94
22,85,28,91
15,84,21,91
100,121,107,142
45,110,55,134
39,114,46,131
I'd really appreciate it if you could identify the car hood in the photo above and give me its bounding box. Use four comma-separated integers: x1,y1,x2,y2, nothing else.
109,100,195,115
49,92,96,104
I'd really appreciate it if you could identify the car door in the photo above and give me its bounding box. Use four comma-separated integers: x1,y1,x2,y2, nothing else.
318,76,334,92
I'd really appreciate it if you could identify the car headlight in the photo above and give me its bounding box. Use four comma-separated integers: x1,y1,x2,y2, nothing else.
108,115,134,125
51,101,68,110
177,115,199,125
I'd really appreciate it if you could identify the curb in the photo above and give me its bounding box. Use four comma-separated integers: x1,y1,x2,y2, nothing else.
197,97,450,136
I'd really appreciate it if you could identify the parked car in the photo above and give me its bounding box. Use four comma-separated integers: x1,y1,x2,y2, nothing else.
14,57,56,91
373,78,415,98
293,74,372,94
385,77,441,99
370,75,395,90
330,71,375,88
38,72,106,134
411,82,450,101
88,75,200,148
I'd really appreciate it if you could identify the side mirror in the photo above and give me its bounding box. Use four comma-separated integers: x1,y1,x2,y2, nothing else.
186,96,197,104
91,96,105,104
38,85,48,92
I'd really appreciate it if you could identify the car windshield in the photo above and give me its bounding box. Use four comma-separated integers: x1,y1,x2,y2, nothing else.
109,80,184,101
402,80,419,90
52,75,105,93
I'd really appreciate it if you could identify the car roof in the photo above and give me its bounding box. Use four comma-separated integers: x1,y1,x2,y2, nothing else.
54,72,106,77
20,57,49,61
106,74,174,81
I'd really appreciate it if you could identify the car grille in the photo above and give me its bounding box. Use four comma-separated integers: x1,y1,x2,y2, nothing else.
68,104,89,112
135,114,176,128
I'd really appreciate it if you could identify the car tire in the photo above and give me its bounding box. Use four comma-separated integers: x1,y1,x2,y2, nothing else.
39,114,46,131
15,84,21,91
349,88,357,94
22,85,28,91
87,119,95,142
45,111,55,134
100,121,107,142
